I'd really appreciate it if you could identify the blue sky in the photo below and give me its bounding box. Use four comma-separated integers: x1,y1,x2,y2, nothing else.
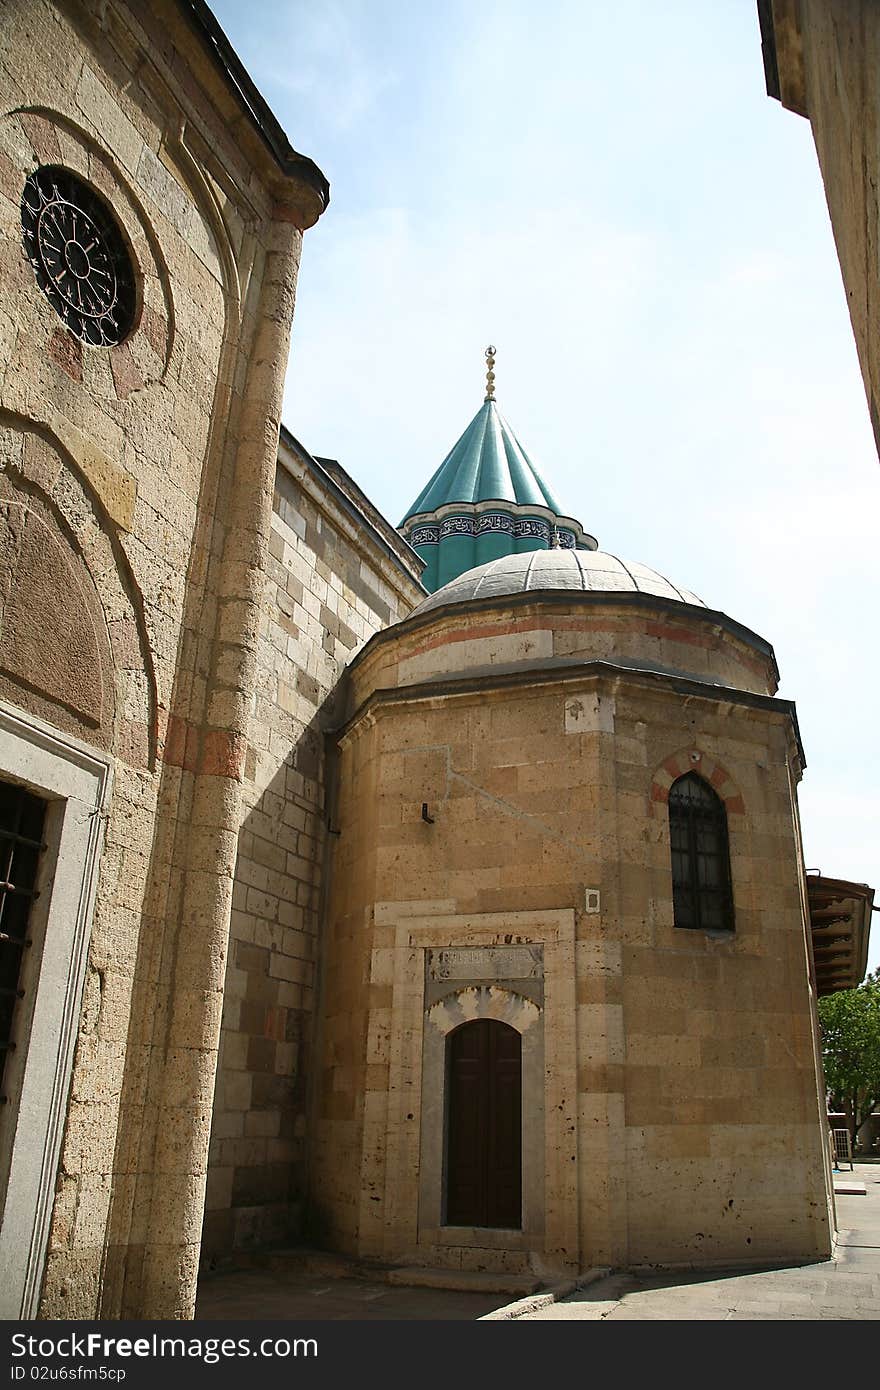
212,0,880,974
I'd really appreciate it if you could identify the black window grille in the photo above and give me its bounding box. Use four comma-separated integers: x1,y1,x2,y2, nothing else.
0,782,47,1102
668,772,734,932
20,167,136,347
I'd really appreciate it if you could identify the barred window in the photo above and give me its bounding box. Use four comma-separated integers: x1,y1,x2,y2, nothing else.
668,773,734,932
0,781,47,1104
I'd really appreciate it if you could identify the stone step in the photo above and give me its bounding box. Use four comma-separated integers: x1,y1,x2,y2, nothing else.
385,1266,543,1295
210,1246,545,1296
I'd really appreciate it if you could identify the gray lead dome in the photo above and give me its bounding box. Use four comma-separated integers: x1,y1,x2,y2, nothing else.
411,547,706,616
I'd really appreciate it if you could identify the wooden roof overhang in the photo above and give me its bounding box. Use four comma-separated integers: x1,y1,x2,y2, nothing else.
807,874,875,996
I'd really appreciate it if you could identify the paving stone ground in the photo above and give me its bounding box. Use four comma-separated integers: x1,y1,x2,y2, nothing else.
195,1161,880,1321
195,1266,508,1321
524,1162,880,1321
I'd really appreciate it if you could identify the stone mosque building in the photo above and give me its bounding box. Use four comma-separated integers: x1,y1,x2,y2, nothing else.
0,0,869,1320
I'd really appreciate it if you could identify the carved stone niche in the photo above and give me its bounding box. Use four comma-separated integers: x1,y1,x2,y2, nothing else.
0,422,155,767
0,497,113,749
0,424,131,756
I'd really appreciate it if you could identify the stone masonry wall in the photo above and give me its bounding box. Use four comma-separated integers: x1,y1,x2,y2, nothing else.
800,0,880,460
769,0,880,459
0,0,325,1317
202,437,422,1261
313,604,830,1273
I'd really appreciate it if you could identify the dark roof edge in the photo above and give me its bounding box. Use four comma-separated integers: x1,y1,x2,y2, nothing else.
178,0,330,210
332,656,806,768
806,874,875,898
278,425,425,588
347,587,781,689
757,0,782,100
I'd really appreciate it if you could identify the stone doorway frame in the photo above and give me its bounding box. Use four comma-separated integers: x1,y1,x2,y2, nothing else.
0,701,111,1317
424,987,541,1246
369,904,579,1276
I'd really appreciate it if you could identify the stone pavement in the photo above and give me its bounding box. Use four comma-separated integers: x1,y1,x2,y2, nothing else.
195,1162,880,1321
195,1252,513,1320
523,1162,880,1321
196,1266,509,1321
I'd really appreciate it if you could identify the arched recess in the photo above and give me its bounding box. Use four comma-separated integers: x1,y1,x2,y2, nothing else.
0,416,156,1316
0,415,157,769
649,747,745,816
420,986,543,1245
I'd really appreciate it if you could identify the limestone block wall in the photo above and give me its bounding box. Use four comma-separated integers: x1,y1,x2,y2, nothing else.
314,603,831,1274
590,680,829,1266
348,595,780,709
766,0,880,458
202,436,423,1261
0,0,326,1317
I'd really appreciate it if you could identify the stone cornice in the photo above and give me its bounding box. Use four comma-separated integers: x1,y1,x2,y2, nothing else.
333,654,805,771
347,588,780,688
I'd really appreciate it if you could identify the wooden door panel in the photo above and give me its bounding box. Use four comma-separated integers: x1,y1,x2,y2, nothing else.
445,1018,522,1228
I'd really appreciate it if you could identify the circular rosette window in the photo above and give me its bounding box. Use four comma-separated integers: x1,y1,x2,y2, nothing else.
20,165,137,347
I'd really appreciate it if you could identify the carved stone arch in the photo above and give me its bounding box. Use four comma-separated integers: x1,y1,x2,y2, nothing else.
167,126,244,325
649,747,745,816
426,985,541,1036
421,983,544,1245
0,416,157,768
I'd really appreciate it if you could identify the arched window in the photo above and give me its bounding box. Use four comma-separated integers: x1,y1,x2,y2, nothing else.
668,772,734,932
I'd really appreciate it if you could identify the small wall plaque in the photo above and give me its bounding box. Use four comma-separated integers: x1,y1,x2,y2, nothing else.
428,945,543,981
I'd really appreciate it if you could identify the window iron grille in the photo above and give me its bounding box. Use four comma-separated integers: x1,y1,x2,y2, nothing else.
668,772,734,932
0,782,47,1103
20,166,136,347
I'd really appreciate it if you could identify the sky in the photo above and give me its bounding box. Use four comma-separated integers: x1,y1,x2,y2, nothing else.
212,0,880,975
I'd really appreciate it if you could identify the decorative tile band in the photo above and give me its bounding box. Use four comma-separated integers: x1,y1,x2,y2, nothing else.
409,516,577,547
410,525,440,546
515,517,551,541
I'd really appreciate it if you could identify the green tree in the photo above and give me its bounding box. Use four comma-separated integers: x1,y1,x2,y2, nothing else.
818,969,880,1154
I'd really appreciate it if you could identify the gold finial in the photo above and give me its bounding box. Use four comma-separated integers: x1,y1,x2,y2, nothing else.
485,344,496,401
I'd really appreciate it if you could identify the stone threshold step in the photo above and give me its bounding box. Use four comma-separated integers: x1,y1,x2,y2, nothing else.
385,1267,543,1295
834,1181,867,1195
205,1247,544,1295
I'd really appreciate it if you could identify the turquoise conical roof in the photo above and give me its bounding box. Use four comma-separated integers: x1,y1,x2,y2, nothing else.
398,349,595,593
400,398,563,523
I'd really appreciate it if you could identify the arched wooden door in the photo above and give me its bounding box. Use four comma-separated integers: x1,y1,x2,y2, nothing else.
445,1018,522,1228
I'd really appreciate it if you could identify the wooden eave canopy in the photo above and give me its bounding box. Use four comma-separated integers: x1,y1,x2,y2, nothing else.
807,874,875,996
